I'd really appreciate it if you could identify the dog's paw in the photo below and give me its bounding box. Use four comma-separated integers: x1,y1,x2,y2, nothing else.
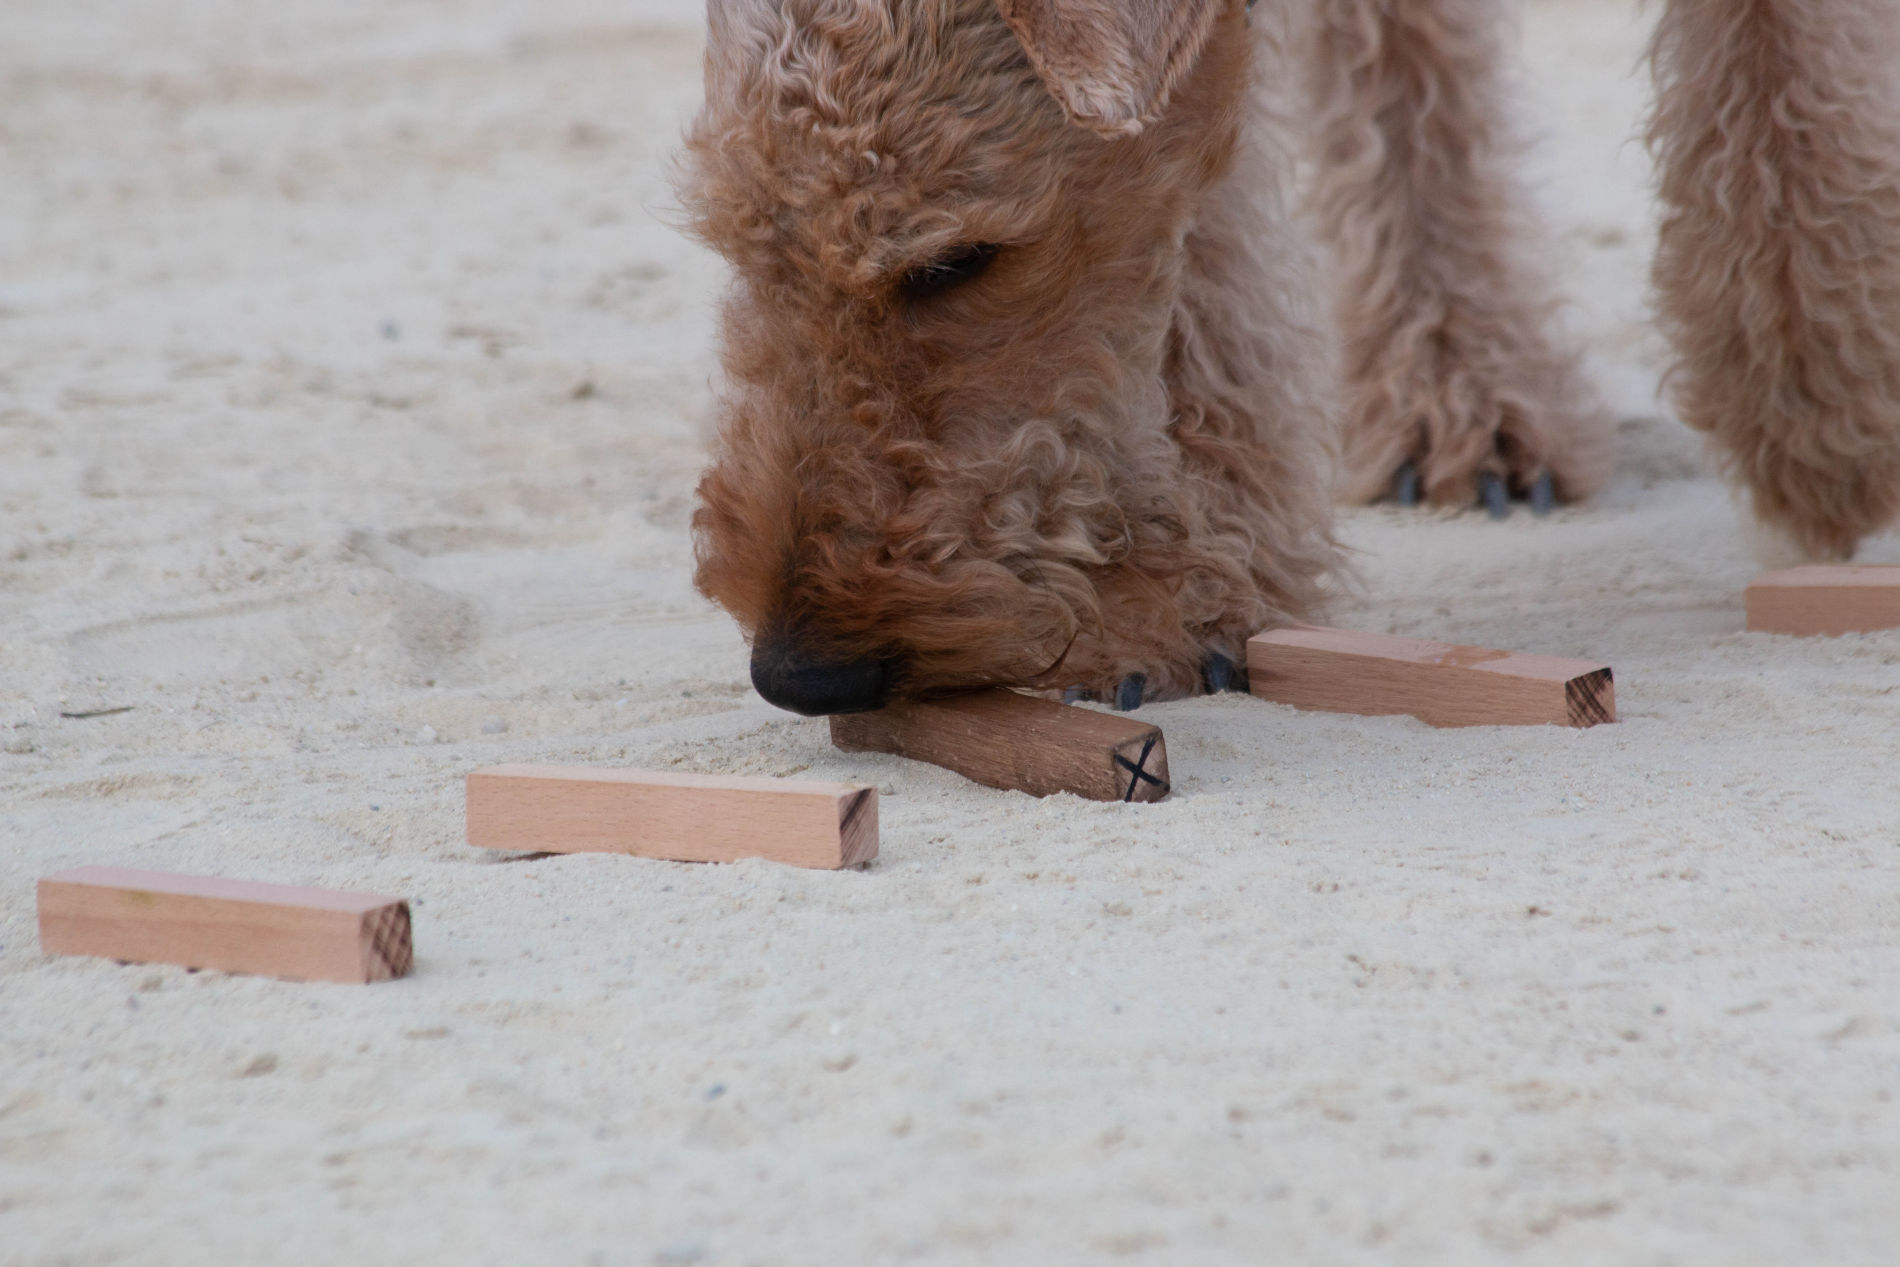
1064,650,1246,710
1343,352,1612,516
1201,649,1246,694
1381,457,1559,520
1059,673,1146,710
1114,673,1146,712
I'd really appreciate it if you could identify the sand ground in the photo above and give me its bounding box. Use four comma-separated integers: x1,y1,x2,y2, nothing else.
3,1,1898,1263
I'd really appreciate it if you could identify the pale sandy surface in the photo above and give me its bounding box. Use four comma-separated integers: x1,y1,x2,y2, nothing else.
4,2,1899,1263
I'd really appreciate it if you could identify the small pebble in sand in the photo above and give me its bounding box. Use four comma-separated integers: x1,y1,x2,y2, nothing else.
481,716,508,734
417,724,437,744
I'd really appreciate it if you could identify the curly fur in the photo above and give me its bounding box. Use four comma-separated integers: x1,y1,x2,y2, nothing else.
679,0,1337,704
993,0,1229,134
676,0,1900,712
1301,0,1611,507
1649,0,1900,560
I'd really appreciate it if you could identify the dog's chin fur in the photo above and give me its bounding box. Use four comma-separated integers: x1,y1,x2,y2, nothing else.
680,0,1340,704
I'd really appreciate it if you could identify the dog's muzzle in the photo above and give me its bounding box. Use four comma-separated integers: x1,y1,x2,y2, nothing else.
750,636,892,716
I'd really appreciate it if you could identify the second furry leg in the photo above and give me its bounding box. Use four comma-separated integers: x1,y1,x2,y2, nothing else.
1303,0,1610,510
1649,0,1900,559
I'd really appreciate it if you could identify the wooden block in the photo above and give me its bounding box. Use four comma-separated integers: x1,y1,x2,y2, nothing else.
465,765,877,869
1247,626,1614,729
37,867,412,984
828,688,1171,802
1745,564,1900,636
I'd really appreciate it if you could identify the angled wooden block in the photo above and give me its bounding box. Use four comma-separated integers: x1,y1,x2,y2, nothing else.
1745,564,1900,636
38,867,412,984
829,688,1170,803
465,765,877,869
1247,626,1614,729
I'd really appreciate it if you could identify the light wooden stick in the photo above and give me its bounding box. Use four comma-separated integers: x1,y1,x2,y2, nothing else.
37,867,412,984
1248,626,1615,729
1745,564,1900,636
829,689,1171,802
465,765,877,869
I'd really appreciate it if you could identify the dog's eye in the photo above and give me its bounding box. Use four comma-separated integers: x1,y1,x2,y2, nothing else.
898,243,1000,302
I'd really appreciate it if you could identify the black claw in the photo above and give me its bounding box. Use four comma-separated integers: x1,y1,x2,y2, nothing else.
1528,471,1556,516
1393,460,1421,508
1478,471,1510,520
1202,651,1236,694
1115,673,1146,712
1062,686,1089,705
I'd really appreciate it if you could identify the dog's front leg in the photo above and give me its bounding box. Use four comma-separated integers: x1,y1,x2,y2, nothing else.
1299,0,1612,515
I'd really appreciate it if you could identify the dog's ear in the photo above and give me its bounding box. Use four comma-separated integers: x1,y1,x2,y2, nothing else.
993,0,1233,137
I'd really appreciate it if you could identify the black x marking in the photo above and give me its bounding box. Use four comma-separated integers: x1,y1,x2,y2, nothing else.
1115,734,1168,803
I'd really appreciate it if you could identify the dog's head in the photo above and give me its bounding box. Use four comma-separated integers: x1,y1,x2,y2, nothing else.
678,0,1250,714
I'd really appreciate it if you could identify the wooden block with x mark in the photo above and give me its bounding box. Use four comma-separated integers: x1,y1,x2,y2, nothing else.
38,867,413,984
829,688,1171,802
1247,626,1615,729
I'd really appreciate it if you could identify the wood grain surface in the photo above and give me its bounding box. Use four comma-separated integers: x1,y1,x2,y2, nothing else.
37,866,413,984
1745,565,1900,636
465,765,878,869
829,689,1171,802
1247,626,1615,729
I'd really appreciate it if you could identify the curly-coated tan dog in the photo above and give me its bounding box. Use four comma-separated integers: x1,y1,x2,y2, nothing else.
678,0,1900,716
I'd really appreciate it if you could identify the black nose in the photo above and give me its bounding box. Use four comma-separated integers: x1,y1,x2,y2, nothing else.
750,638,891,716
